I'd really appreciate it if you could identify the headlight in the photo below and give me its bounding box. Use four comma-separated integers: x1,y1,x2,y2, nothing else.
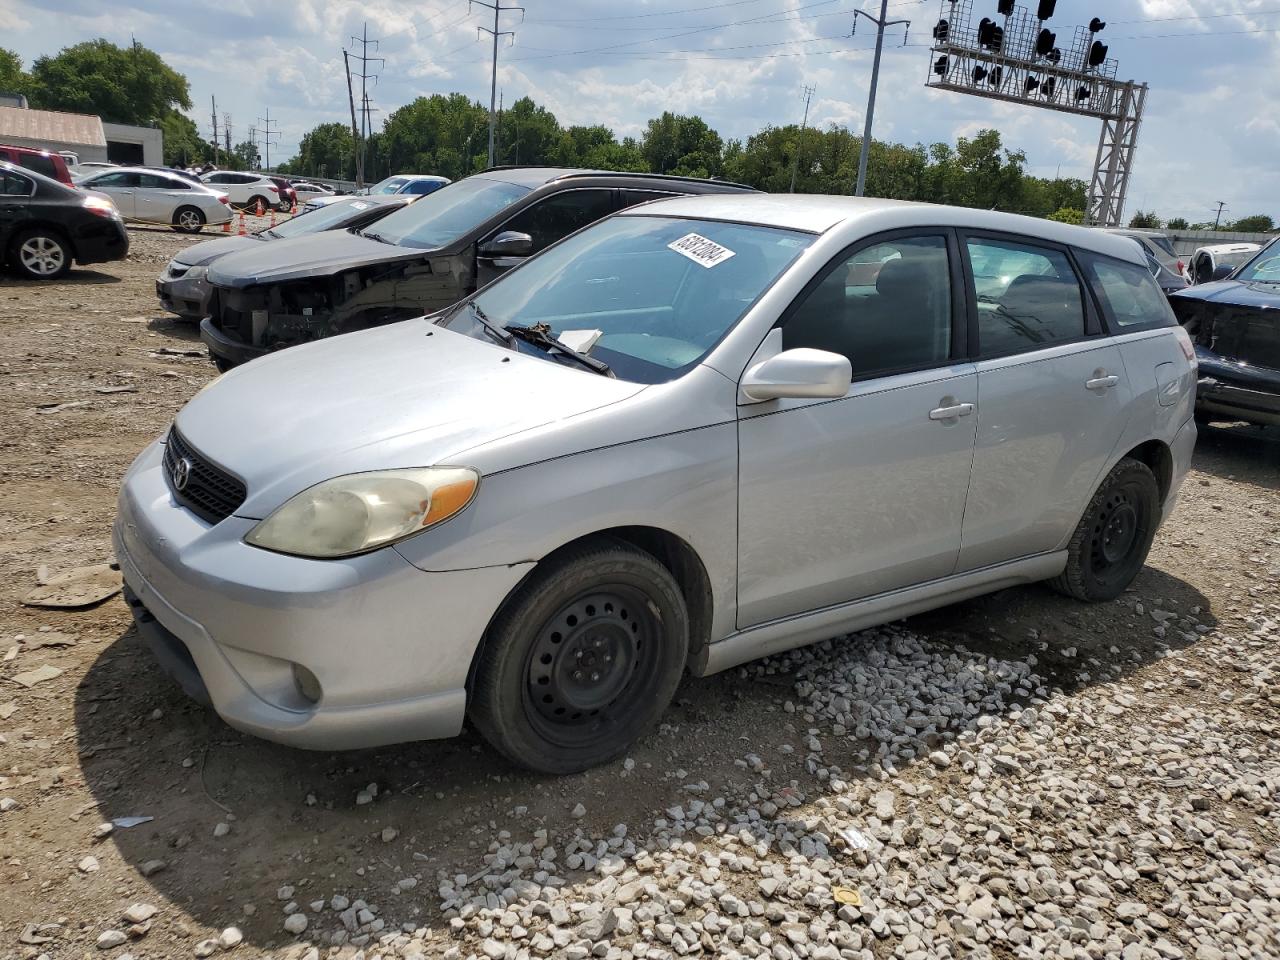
183,264,208,281
245,467,479,559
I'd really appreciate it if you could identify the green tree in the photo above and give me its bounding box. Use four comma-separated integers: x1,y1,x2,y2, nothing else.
1232,214,1274,233
641,112,723,177
0,48,29,96
230,139,260,171
27,39,191,125
286,122,355,179
160,112,212,167
381,93,488,180
496,97,562,166
1165,217,1189,231
1046,207,1085,225
1128,210,1161,228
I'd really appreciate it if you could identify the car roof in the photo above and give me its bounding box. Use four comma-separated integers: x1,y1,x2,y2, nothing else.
474,165,754,192
1196,242,1261,254
0,157,68,190
619,193,1146,262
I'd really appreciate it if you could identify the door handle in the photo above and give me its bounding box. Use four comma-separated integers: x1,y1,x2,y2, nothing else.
929,402,975,421
1086,375,1119,391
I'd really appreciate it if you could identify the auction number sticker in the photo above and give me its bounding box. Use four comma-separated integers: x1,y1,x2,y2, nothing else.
667,233,737,268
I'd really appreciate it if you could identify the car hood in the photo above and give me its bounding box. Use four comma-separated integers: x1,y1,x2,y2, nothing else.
1170,279,1280,309
206,229,424,288
173,320,646,517
174,235,263,267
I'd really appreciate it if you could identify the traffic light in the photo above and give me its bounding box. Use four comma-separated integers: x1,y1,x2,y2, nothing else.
1046,47,1062,64
1037,0,1057,19
1089,18,1106,33
989,66,1004,87
1075,84,1092,101
932,19,949,42
1035,29,1056,56
977,17,1005,51
1025,76,1040,93
1042,76,1057,97
933,55,949,77
997,0,1015,14
1088,40,1108,66
972,65,988,83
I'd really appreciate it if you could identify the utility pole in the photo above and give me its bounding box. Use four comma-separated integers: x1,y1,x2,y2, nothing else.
348,22,384,189
257,107,280,172
211,95,220,168
496,89,503,161
852,1,910,197
472,0,524,168
1213,201,1227,230
789,84,816,194
222,114,232,158
342,50,361,185
361,93,380,181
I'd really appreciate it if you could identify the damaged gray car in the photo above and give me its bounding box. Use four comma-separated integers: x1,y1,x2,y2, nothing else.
199,167,755,370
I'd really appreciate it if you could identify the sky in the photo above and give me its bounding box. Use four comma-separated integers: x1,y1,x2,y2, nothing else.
2,0,1277,224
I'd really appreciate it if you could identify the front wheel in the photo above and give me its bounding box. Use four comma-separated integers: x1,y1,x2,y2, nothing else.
247,195,270,214
1049,458,1160,602
469,538,689,774
12,229,71,280
276,199,292,213
173,206,205,233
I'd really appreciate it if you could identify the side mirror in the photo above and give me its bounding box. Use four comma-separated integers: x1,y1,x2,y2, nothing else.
740,348,851,403
1211,263,1234,281
478,230,534,259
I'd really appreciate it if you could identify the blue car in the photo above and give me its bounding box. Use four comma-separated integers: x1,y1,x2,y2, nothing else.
1170,237,1280,426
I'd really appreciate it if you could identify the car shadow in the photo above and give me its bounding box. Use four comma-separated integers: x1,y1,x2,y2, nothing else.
1192,420,1280,490
0,269,123,286
72,564,1214,949
146,315,204,343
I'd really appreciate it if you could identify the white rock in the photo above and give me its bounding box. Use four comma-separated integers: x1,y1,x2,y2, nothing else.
78,856,100,873
96,930,128,949
284,912,308,935
122,904,157,924
218,927,243,949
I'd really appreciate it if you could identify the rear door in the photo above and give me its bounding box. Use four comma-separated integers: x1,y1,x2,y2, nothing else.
0,168,35,249
957,232,1131,572
134,172,181,223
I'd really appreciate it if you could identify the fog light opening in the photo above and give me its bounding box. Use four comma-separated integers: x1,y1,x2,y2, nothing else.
292,664,322,704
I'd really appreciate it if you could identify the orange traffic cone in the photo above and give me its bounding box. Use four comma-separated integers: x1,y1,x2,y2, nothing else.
255,197,265,217
222,217,231,234
290,199,297,215
236,210,247,236
269,208,277,229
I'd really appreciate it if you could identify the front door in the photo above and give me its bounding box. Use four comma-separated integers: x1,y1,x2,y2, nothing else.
87,171,137,217
736,231,978,627
957,233,1132,572
476,188,617,289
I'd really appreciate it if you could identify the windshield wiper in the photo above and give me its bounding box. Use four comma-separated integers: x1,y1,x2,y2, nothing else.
361,231,395,245
506,323,612,376
466,301,514,346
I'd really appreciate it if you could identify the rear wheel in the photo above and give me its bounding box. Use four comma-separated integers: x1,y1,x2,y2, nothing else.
173,206,205,233
276,199,292,212
469,537,688,774
12,229,71,280
1050,458,1160,602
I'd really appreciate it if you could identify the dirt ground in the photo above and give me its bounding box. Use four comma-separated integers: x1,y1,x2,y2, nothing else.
0,225,1277,959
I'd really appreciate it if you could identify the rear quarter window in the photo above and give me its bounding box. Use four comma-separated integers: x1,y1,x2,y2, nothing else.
1078,251,1176,331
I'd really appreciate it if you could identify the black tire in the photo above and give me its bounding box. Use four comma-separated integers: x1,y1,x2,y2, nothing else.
247,195,270,214
10,228,71,280
276,199,292,213
1049,458,1160,602
469,537,689,774
211,355,236,373
173,206,205,234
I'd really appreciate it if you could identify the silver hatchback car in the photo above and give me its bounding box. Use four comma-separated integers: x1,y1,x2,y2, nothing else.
115,195,1198,773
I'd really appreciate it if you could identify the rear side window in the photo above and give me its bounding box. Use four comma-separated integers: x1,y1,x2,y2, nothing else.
620,189,679,210
1,170,34,196
967,237,1086,355
1079,251,1175,330
500,189,616,254
17,152,58,179
1146,235,1176,259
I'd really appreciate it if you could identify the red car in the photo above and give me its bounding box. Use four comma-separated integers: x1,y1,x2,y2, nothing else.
268,176,297,212
0,144,74,186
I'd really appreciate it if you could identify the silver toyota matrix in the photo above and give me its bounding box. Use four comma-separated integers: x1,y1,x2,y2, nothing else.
115,195,1198,773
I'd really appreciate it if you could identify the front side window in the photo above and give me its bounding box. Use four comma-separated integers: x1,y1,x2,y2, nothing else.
447,215,813,384
87,171,138,188
968,237,1085,355
498,189,616,255
367,176,531,249
1080,251,1175,329
781,235,953,377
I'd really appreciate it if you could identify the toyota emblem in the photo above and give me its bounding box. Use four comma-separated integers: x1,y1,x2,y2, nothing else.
173,457,193,492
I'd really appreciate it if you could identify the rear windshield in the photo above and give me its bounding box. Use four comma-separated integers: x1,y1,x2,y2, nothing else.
370,177,409,195
17,152,59,180
1146,234,1176,259
363,177,530,249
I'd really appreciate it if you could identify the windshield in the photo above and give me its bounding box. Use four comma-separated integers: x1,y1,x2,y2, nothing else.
367,177,530,249
444,215,814,384
369,176,409,195
1218,249,1259,272
266,199,384,238
1235,239,1280,283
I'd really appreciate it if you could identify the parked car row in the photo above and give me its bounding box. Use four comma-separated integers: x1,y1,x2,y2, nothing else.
114,176,1207,774
76,166,234,233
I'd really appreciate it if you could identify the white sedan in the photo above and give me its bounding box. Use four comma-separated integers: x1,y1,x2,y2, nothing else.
290,180,336,204
76,167,233,233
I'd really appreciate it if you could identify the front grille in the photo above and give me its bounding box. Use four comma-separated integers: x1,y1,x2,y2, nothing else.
163,428,247,524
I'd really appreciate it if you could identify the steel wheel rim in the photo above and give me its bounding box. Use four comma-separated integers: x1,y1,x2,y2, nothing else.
523,585,659,746
1088,483,1146,581
19,236,64,275
178,210,202,230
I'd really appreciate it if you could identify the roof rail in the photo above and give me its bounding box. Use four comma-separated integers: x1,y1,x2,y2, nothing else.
478,164,756,191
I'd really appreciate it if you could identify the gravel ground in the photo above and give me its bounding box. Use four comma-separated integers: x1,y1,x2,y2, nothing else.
0,225,1277,960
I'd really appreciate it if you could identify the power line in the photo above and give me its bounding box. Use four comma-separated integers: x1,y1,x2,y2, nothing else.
471,0,524,168
534,0,770,24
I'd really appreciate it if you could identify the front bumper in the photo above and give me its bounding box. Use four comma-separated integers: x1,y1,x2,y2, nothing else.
113,438,531,750
157,273,213,320
200,317,267,366
72,217,129,266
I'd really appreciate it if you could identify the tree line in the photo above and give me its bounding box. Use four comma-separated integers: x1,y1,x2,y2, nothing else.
1128,210,1274,234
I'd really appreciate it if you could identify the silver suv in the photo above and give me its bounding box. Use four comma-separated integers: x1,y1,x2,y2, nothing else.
116,195,1198,773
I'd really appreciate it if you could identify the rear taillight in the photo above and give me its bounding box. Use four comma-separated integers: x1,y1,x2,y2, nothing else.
268,185,279,193
1177,260,1185,275
219,195,230,205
